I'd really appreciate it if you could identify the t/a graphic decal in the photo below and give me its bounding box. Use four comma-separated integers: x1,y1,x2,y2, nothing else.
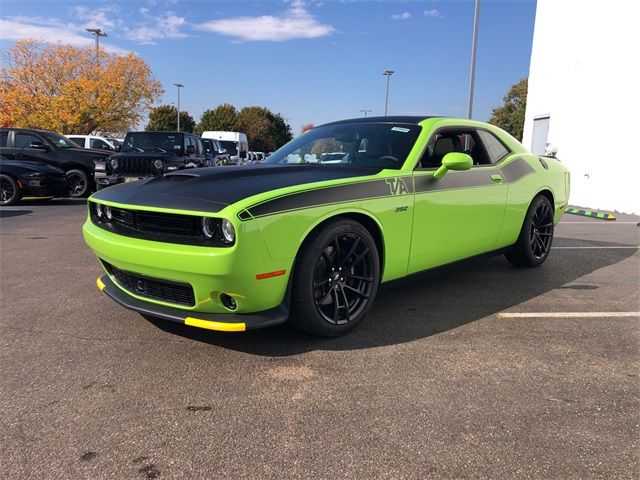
385,178,410,195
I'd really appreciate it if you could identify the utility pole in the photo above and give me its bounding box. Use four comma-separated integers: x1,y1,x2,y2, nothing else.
85,28,107,65
383,70,394,116
174,83,184,132
467,0,480,119
360,109,372,117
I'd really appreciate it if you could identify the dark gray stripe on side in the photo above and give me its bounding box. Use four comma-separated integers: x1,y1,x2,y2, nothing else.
415,168,498,192
415,157,534,193
500,157,535,183
247,177,413,218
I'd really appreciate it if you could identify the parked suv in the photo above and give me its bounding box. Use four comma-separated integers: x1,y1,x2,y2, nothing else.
201,138,232,166
95,131,206,189
65,135,120,152
0,128,112,197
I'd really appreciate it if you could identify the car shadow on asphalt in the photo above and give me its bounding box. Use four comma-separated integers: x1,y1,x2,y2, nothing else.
146,238,636,356
0,209,33,218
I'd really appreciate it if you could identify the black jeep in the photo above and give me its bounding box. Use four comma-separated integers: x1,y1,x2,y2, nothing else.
95,131,206,189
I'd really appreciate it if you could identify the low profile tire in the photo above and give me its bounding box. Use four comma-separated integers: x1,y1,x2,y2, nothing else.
290,219,380,337
506,194,555,267
66,169,92,198
0,174,22,206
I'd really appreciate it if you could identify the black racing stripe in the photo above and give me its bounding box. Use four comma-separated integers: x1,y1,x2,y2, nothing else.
414,157,535,193
500,157,535,183
91,164,383,213
247,177,413,218
414,169,497,193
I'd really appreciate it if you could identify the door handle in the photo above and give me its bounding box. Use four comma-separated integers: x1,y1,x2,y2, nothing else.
490,174,503,184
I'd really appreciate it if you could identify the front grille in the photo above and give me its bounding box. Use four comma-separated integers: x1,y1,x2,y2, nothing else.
104,262,195,307
108,207,198,235
115,156,159,176
90,203,232,247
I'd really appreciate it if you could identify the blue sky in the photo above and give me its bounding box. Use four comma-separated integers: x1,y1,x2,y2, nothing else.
0,0,537,132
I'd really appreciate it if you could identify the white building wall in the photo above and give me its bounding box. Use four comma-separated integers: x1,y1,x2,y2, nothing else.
523,0,640,214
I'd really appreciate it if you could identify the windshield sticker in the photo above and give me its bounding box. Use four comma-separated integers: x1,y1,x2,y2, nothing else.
391,127,410,133
174,145,181,149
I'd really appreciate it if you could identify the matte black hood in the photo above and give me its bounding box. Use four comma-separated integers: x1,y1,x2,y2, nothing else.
91,164,381,212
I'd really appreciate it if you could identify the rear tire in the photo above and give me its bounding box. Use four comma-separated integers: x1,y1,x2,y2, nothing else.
289,219,380,337
506,194,555,267
66,169,93,197
0,174,21,206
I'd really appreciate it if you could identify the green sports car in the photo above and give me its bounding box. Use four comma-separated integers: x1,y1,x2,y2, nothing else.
83,116,570,337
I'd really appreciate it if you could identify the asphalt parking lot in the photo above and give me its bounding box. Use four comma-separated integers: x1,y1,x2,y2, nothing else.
1,200,638,479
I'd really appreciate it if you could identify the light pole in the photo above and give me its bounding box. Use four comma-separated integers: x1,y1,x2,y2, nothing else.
467,0,480,119
85,28,107,65
174,83,184,132
383,70,394,116
360,109,372,117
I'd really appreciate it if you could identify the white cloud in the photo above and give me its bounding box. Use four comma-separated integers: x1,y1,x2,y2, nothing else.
0,16,128,53
122,11,187,44
196,0,334,42
72,5,122,30
391,12,411,21
424,9,443,18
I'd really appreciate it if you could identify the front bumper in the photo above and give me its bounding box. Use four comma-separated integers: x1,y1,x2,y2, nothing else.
97,275,289,331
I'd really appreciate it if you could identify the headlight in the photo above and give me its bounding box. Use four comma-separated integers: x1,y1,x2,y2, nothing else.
109,158,119,170
104,205,112,220
221,219,235,243
201,217,216,239
94,203,103,219
153,159,164,170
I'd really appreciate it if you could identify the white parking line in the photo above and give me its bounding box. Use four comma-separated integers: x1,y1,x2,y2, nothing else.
498,312,640,318
558,224,638,225
552,246,639,249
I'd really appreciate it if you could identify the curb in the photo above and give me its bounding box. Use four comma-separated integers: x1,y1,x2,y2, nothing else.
565,207,616,220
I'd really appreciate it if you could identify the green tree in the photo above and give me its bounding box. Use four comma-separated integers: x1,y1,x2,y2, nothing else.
145,104,195,132
234,106,292,152
488,77,527,141
196,103,238,134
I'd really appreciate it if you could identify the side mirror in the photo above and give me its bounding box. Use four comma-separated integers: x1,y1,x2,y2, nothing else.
240,150,247,159
115,145,121,152
30,141,48,151
186,145,196,155
433,152,473,180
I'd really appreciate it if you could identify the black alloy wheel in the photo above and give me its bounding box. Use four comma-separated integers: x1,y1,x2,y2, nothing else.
65,169,90,197
313,232,376,326
0,174,21,206
530,200,554,260
290,219,380,336
506,194,555,267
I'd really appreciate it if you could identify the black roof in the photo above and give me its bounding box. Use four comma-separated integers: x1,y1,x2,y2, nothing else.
320,116,437,127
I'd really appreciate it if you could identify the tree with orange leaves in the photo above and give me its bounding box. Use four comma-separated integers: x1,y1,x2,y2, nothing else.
0,40,163,133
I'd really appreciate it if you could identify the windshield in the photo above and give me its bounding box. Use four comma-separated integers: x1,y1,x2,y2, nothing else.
122,132,183,153
265,122,422,169
42,132,81,149
219,141,238,156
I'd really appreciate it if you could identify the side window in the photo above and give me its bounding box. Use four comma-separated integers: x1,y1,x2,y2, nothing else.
194,137,203,155
68,137,85,147
477,130,510,163
90,138,109,150
418,131,466,169
15,132,43,149
0,131,8,147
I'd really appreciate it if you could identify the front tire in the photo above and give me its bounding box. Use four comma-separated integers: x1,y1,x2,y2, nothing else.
290,219,380,337
66,169,93,198
0,174,22,206
506,194,555,267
